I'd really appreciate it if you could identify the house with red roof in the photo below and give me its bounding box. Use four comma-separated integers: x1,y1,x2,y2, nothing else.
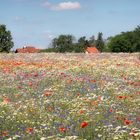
85,46,100,53
15,46,40,53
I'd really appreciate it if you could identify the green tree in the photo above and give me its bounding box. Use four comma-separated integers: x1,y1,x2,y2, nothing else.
108,35,132,52
96,32,104,52
77,36,89,51
107,26,140,52
51,38,57,49
72,36,89,53
52,35,75,53
134,26,140,52
0,24,14,52
89,35,96,46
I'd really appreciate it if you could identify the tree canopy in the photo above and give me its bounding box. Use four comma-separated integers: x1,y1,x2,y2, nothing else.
0,24,14,52
107,26,140,52
96,32,104,52
51,35,75,53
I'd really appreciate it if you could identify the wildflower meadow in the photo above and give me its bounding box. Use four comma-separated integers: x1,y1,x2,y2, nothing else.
0,53,140,140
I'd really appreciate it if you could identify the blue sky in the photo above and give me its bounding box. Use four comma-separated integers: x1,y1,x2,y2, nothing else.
0,0,140,49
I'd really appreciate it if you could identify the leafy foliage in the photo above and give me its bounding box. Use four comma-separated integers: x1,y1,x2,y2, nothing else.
51,34,104,53
51,35,75,53
96,32,104,52
89,35,96,46
74,36,89,52
0,24,14,52
107,26,140,52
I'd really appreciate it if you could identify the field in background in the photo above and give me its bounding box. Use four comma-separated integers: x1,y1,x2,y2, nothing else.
0,53,140,140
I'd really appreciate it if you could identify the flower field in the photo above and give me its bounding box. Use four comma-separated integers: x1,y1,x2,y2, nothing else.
0,53,140,140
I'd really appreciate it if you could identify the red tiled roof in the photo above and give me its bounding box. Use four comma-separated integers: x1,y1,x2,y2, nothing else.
86,46,100,53
26,46,36,49
15,46,40,53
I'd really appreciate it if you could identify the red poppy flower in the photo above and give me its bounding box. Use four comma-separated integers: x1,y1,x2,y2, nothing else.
79,110,84,114
28,82,33,87
59,127,66,132
44,91,52,97
117,95,126,99
124,119,133,125
136,117,140,122
81,121,88,128
34,73,38,77
109,108,113,113
90,79,96,83
3,98,11,103
2,130,8,136
26,127,33,133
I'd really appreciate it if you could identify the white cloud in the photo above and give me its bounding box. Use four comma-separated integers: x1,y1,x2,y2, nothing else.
43,30,54,39
42,1,82,11
52,2,81,11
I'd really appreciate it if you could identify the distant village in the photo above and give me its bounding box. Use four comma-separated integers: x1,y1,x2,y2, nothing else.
15,46,100,54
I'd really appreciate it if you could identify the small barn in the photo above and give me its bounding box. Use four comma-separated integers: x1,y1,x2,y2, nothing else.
85,46,100,54
15,46,40,53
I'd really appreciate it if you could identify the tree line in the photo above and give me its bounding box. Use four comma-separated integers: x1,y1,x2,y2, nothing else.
43,32,104,53
0,24,140,53
42,26,140,53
